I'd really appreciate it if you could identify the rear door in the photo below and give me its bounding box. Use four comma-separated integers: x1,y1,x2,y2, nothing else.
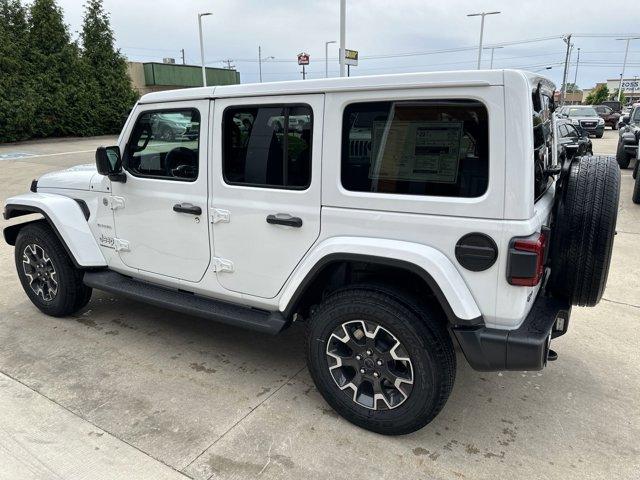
210,95,323,298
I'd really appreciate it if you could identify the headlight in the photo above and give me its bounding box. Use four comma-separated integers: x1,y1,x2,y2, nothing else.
598,118,604,125
571,119,579,125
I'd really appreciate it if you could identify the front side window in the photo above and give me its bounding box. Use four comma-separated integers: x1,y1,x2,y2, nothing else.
124,109,200,181
341,100,489,197
222,105,312,189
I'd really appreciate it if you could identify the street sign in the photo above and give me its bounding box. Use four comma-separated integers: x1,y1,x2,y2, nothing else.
297,53,310,66
345,49,358,66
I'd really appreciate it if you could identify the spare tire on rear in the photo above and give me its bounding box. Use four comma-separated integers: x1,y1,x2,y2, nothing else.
547,155,620,306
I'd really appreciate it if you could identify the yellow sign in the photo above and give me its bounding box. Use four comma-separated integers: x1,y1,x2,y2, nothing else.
345,49,358,66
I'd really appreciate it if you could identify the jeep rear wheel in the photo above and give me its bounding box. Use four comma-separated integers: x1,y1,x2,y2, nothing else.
306,286,455,435
547,156,620,306
15,221,92,317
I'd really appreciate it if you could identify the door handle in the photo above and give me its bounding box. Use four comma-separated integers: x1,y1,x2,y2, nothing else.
266,214,302,228
173,203,202,215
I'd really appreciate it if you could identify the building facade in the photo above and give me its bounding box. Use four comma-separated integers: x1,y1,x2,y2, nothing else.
127,62,240,96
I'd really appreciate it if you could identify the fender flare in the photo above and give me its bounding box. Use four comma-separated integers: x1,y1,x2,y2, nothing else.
279,237,483,326
3,192,106,268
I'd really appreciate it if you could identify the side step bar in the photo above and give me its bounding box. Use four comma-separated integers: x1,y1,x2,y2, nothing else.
83,270,287,335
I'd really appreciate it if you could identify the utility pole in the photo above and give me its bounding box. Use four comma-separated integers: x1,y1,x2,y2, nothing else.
198,12,212,87
222,59,235,70
560,34,573,105
616,37,640,102
573,47,580,86
467,11,501,69
180,48,186,65
339,0,346,77
483,45,503,69
325,40,336,78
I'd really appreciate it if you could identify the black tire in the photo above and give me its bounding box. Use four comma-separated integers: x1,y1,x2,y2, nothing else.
15,221,92,317
612,122,617,131
616,141,632,168
306,285,455,435
633,159,639,180
596,132,604,139
547,156,620,306
633,170,640,204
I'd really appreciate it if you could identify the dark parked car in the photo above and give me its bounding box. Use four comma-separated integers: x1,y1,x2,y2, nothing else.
594,105,621,130
601,100,622,113
616,106,640,169
556,106,605,138
556,119,593,160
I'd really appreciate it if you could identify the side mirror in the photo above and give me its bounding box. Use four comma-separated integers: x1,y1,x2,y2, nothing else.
621,115,630,125
96,146,126,182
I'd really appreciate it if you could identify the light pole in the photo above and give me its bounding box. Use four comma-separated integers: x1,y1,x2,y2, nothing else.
258,46,274,83
198,12,212,87
339,0,346,77
483,45,503,69
325,40,336,78
616,37,640,102
467,11,501,70
573,47,580,86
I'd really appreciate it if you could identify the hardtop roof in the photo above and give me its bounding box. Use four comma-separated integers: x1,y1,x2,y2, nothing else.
138,69,555,104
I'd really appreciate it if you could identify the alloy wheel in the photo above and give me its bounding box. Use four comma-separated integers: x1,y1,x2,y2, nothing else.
22,244,58,301
326,320,414,410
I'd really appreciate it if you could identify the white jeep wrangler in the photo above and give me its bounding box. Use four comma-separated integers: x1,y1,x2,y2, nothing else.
3,70,620,435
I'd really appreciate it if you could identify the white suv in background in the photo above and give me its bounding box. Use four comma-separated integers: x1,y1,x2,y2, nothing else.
4,70,620,434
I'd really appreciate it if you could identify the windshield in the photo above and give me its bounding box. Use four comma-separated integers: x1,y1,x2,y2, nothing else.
567,107,598,117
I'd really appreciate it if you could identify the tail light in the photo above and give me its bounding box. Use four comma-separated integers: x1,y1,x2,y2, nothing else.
507,230,548,287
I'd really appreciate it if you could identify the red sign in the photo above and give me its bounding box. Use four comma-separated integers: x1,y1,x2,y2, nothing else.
297,53,310,65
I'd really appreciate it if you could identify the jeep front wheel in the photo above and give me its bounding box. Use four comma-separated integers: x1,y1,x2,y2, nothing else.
306,286,455,435
15,221,92,317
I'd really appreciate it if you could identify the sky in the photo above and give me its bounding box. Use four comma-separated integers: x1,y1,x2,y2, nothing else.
54,0,640,89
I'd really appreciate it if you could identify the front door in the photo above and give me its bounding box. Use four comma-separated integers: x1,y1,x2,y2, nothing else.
112,100,211,282
210,95,323,298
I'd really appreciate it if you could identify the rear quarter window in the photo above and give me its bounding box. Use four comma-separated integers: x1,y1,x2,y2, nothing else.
341,100,489,198
532,90,553,201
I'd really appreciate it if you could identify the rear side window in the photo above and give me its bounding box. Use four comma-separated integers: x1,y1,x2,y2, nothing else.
124,109,200,181
341,100,489,198
222,105,312,189
532,90,553,200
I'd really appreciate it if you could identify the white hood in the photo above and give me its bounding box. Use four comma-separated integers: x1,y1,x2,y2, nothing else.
37,164,98,191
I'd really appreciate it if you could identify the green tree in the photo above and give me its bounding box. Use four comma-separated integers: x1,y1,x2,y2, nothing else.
80,0,137,134
0,0,37,142
27,0,89,137
564,82,580,93
611,89,626,105
585,84,609,105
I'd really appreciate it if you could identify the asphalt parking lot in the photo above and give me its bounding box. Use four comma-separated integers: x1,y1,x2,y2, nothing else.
0,130,638,480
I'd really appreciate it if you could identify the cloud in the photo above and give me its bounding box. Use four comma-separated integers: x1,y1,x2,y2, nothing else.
54,0,640,88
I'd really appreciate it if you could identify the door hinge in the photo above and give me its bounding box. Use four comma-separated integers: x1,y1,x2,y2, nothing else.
210,208,230,224
212,257,234,273
105,195,125,211
113,238,130,252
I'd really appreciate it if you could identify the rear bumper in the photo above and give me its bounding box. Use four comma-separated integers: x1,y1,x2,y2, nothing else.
452,295,571,372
